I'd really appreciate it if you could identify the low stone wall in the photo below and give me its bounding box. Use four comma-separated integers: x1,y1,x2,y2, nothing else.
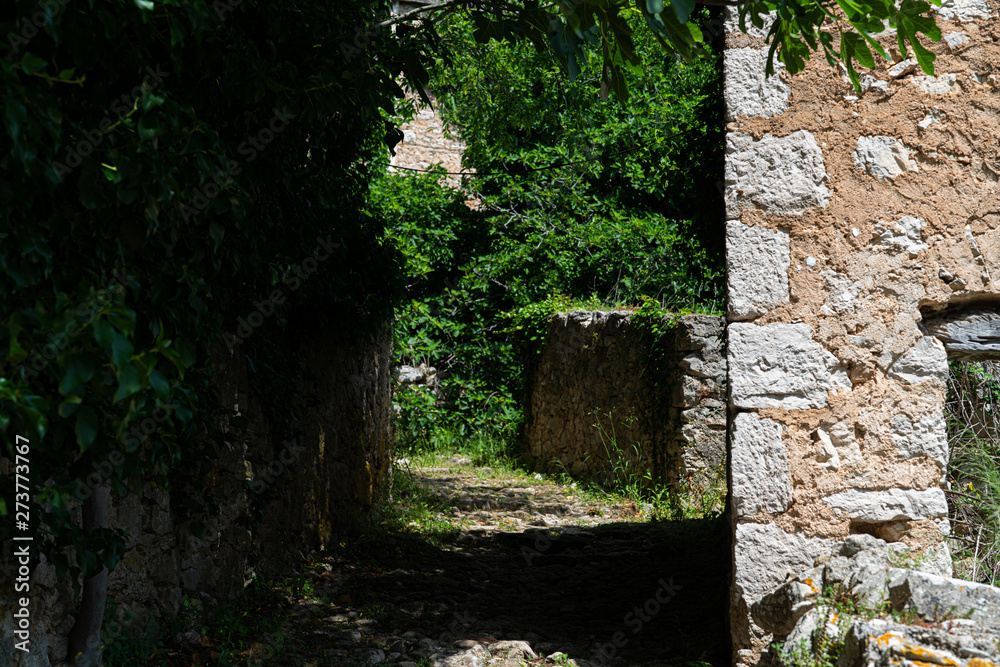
524,311,726,502
0,324,393,667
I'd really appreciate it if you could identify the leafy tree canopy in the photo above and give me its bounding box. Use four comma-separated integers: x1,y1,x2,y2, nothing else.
374,8,724,449
392,0,943,96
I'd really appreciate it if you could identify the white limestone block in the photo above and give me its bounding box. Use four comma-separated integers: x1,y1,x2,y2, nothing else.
724,5,775,37
726,221,790,321
871,216,927,257
888,336,948,387
728,323,852,409
725,130,830,217
724,48,790,121
853,136,918,180
731,413,792,517
944,31,970,50
888,60,918,78
911,74,961,95
814,420,863,471
934,0,992,21
822,488,949,521
821,271,861,316
734,522,835,611
890,413,949,467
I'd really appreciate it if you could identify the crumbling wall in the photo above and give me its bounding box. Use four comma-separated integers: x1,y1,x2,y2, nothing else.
390,94,466,190
723,1,1000,663
525,311,726,501
0,324,393,667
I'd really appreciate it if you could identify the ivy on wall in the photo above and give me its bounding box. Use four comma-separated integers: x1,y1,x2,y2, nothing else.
0,0,431,590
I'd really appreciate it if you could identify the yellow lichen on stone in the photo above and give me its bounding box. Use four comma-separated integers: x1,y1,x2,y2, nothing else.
876,632,906,648
968,659,999,667
895,644,960,667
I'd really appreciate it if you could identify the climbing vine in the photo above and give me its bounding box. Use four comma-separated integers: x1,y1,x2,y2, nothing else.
0,0,425,594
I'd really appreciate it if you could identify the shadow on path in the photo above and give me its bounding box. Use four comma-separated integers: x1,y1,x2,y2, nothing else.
339,461,732,666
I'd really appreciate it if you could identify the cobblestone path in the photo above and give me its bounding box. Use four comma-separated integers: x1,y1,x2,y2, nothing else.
172,454,730,667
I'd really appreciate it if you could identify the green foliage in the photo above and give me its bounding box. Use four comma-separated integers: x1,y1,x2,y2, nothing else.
102,578,291,666
375,13,724,459
946,360,1000,585
394,0,942,101
772,579,974,667
675,462,726,519
591,409,670,510
1,0,429,594
433,10,725,268
440,0,942,99
99,602,168,665
503,293,607,358
774,586,855,667
734,0,941,92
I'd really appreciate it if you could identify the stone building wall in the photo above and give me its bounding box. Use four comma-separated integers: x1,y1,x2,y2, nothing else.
525,311,726,502
722,1,1000,663
390,94,467,190
0,324,394,667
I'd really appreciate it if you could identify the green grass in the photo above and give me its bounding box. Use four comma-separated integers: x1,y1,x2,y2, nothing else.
946,360,1000,586
383,461,470,541
396,414,723,526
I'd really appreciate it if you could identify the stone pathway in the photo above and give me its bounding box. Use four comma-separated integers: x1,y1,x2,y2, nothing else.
174,455,730,666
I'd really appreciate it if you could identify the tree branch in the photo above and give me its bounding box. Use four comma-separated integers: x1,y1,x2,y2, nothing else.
375,0,470,29
376,0,758,31
694,0,759,4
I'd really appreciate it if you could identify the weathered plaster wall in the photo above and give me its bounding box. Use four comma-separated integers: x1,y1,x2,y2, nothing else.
525,311,726,501
390,94,466,189
724,1,1000,663
0,325,393,667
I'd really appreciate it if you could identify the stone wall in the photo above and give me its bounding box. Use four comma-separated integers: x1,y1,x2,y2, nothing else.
390,93,467,190
525,311,726,502
723,1,1000,663
0,324,394,667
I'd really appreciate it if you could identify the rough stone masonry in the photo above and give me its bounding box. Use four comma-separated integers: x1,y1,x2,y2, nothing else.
723,1,1000,663
525,311,727,504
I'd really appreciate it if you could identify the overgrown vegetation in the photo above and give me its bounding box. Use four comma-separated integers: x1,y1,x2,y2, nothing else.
946,360,1000,585
587,403,724,520
101,576,291,666
375,10,725,480
0,0,441,604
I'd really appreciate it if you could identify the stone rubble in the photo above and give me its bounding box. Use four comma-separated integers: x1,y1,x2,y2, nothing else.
752,534,1000,666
